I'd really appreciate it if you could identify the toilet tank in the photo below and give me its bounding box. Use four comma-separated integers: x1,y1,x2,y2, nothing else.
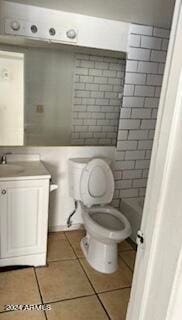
68,157,112,200
68,158,89,200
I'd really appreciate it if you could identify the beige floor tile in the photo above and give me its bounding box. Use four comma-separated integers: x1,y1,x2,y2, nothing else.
46,296,108,320
47,232,76,262
80,258,132,293
0,311,46,320
0,268,41,312
48,232,66,240
119,251,136,271
118,240,134,253
99,288,131,320
36,260,94,303
65,229,86,258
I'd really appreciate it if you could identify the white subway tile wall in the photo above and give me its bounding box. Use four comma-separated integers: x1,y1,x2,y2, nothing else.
114,24,169,205
72,54,126,145
71,23,169,207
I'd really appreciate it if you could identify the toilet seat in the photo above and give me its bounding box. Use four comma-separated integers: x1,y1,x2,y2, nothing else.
80,158,131,243
82,205,131,242
80,158,114,207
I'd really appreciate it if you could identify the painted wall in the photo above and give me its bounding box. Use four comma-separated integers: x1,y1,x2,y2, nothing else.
0,146,115,230
0,50,24,145
0,1,129,53
7,0,175,29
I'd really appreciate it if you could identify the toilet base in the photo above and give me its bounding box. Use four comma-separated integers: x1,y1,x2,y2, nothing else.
81,235,118,274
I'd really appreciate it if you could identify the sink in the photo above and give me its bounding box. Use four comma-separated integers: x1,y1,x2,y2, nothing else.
0,164,24,176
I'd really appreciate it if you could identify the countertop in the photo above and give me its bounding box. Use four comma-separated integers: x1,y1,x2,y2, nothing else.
0,161,51,181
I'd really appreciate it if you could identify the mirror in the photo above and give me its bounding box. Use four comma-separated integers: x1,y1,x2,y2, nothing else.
0,39,126,146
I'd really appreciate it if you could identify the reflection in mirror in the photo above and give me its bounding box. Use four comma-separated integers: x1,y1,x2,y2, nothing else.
0,41,126,146
0,50,24,145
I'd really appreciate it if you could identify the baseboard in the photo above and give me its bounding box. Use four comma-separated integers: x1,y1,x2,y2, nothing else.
48,223,84,232
0,253,46,267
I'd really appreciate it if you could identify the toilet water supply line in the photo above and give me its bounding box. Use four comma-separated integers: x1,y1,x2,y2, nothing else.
67,200,78,228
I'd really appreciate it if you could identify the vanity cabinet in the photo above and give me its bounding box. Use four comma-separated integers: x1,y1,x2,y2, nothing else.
0,178,50,267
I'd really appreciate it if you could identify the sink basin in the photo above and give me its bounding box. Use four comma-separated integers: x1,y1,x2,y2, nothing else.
0,164,24,176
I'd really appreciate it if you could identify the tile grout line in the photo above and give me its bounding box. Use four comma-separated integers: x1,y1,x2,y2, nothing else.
43,284,132,306
65,232,132,319
119,255,135,273
64,231,134,291
44,293,96,305
98,285,132,295
43,232,134,318
96,294,112,320
63,234,99,296
78,259,112,320
48,257,78,263
33,268,48,320
64,231,111,320
64,231,81,260
119,248,136,273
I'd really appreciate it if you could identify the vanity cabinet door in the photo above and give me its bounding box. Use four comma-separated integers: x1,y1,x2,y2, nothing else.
0,179,49,259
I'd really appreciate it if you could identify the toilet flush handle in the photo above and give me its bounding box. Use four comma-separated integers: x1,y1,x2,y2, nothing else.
50,184,58,192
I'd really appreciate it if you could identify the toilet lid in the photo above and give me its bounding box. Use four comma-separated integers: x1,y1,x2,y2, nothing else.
80,158,114,207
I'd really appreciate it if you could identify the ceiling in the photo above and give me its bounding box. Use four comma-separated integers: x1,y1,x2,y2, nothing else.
6,0,175,28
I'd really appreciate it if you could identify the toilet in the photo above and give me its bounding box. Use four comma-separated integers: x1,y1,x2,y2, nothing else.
68,157,131,273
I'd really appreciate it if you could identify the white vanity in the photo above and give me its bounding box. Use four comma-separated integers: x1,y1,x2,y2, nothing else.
0,155,51,267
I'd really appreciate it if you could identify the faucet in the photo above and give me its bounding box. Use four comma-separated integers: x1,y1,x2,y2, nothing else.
1,153,12,165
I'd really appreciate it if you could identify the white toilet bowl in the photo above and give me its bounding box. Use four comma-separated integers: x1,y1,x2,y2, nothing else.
81,204,131,273
68,157,132,274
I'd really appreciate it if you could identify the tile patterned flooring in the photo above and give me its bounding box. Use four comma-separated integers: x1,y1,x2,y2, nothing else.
0,230,136,320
